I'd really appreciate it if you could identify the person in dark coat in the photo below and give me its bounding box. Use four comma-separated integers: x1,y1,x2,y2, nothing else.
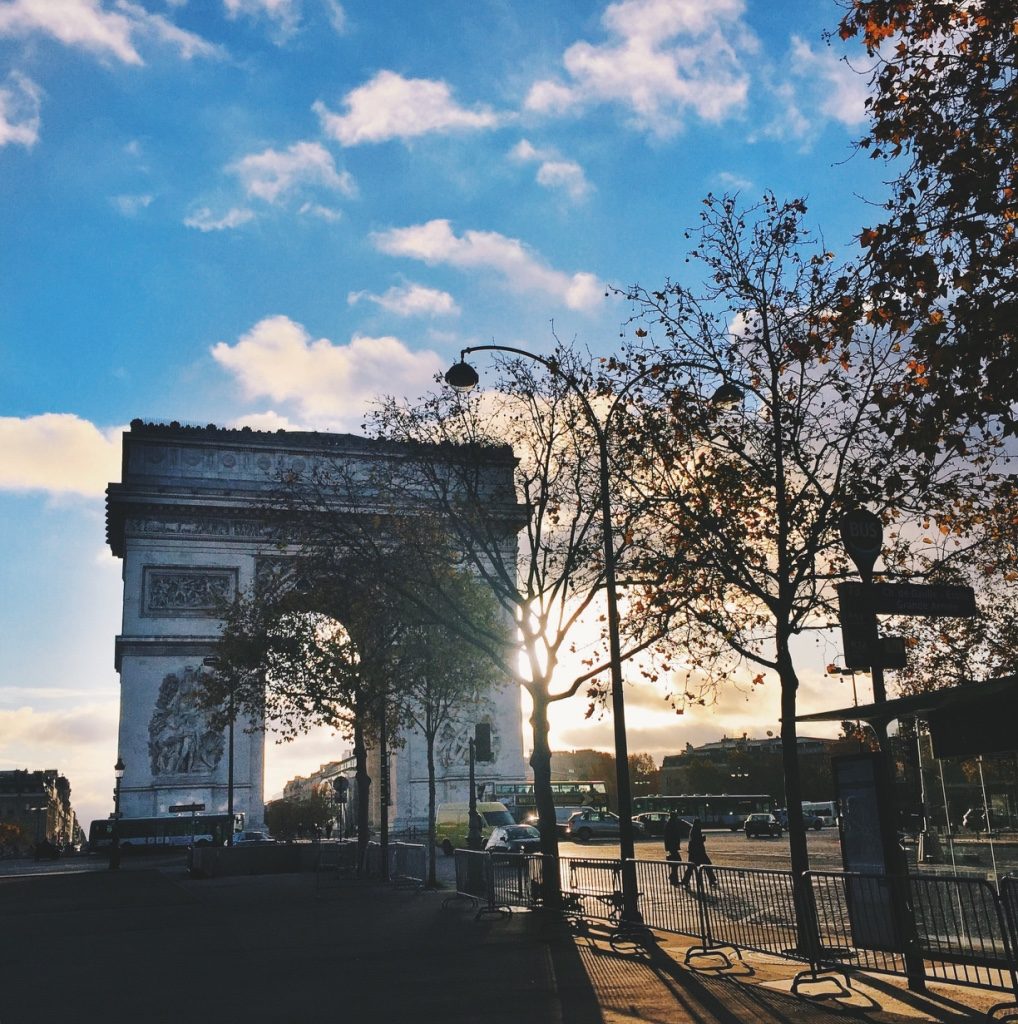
680,818,717,888
664,811,683,885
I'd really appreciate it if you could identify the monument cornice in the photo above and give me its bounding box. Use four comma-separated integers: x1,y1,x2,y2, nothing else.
114,635,221,672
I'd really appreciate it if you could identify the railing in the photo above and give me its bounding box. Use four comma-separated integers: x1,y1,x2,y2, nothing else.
388,842,426,888
808,869,1018,1001
698,865,803,963
560,857,626,923
332,845,1018,1008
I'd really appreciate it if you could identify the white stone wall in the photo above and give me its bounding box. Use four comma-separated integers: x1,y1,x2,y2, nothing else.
108,424,527,833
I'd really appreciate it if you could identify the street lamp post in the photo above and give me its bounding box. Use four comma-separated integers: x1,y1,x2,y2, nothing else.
110,756,125,871
445,346,739,928
446,348,737,933
446,346,642,924
203,656,234,846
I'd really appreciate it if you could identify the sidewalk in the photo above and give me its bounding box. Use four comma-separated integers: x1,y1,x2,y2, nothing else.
0,866,1007,1023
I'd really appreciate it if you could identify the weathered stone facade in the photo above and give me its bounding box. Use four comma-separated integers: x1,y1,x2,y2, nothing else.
106,421,527,829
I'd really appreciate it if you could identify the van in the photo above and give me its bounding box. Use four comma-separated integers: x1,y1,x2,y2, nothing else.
435,802,515,855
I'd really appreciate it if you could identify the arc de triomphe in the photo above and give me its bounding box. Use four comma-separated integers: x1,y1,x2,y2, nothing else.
106,421,526,827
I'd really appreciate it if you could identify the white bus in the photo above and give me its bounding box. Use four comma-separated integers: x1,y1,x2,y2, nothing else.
801,800,837,827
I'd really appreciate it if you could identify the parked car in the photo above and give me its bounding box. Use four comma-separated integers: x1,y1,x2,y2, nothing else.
525,806,584,837
632,811,670,837
565,809,647,843
233,830,276,845
485,825,542,853
744,813,783,839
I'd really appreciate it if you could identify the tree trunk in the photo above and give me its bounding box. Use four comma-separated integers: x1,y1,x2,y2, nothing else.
529,686,561,908
353,692,371,875
778,646,813,954
425,705,438,888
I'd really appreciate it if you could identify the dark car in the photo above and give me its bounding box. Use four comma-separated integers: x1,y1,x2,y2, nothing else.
485,825,542,853
744,813,783,838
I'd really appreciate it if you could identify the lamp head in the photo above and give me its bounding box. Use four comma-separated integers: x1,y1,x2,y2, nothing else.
444,359,479,392
114,757,125,779
710,382,744,408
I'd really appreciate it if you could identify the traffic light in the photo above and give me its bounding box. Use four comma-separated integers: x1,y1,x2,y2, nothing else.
474,723,492,762
332,776,349,803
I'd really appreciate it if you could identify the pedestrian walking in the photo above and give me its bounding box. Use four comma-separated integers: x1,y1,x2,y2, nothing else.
664,811,683,885
680,818,717,888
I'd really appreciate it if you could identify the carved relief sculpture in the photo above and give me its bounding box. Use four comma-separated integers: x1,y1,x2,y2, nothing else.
148,666,225,775
143,567,237,616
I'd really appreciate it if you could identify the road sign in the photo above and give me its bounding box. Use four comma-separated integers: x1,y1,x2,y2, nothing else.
840,509,883,583
871,582,976,618
169,802,205,813
839,581,976,618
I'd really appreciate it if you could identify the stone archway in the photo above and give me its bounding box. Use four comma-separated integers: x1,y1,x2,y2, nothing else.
106,420,526,827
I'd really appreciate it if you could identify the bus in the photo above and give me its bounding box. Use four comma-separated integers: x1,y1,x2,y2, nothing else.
632,794,773,830
801,800,838,827
486,780,609,822
88,813,244,852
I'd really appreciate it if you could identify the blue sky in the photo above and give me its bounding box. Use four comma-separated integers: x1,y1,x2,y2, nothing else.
1,0,887,828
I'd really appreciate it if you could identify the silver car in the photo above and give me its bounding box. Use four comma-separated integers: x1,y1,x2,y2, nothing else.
565,809,646,843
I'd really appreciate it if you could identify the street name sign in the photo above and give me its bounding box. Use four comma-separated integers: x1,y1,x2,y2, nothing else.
169,802,205,813
839,581,977,619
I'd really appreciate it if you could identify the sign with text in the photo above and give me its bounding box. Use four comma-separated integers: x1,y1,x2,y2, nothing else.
840,509,883,583
169,802,205,813
839,581,976,618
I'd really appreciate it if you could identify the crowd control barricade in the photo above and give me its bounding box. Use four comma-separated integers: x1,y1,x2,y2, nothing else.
388,842,426,889
695,865,804,968
911,873,1018,1002
489,853,544,910
631,858,705,948
809,870,1018,1011
443,849,507,919
560,857,626,923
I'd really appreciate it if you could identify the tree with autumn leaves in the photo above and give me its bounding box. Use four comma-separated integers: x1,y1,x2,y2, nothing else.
612,193,992,937
837,0,1018,454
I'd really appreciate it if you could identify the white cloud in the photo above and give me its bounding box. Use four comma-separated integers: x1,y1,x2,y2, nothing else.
298,201,342,221
372,219,603,312
117,1,221,60
348,283,460,318
511,138,591,201
228,140,355,204
223,0,299,34
717,170,753,191
323,0,346,34
313,70,499,146
788,35,868,127
523,0,754,137
0,71,40,148
111,192,153,215
0,0,219,65
211,314,443,425
0,414,124,497
184,206,255,231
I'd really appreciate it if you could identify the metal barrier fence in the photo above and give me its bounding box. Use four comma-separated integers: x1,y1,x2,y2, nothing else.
560,856,626,923
388,842,426,888
699,865,803,963
439,850,1018,1007
808,870,1018,1000
489,853,544,910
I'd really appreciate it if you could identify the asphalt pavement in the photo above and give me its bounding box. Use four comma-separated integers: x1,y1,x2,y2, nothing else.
0,858,1007,1023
